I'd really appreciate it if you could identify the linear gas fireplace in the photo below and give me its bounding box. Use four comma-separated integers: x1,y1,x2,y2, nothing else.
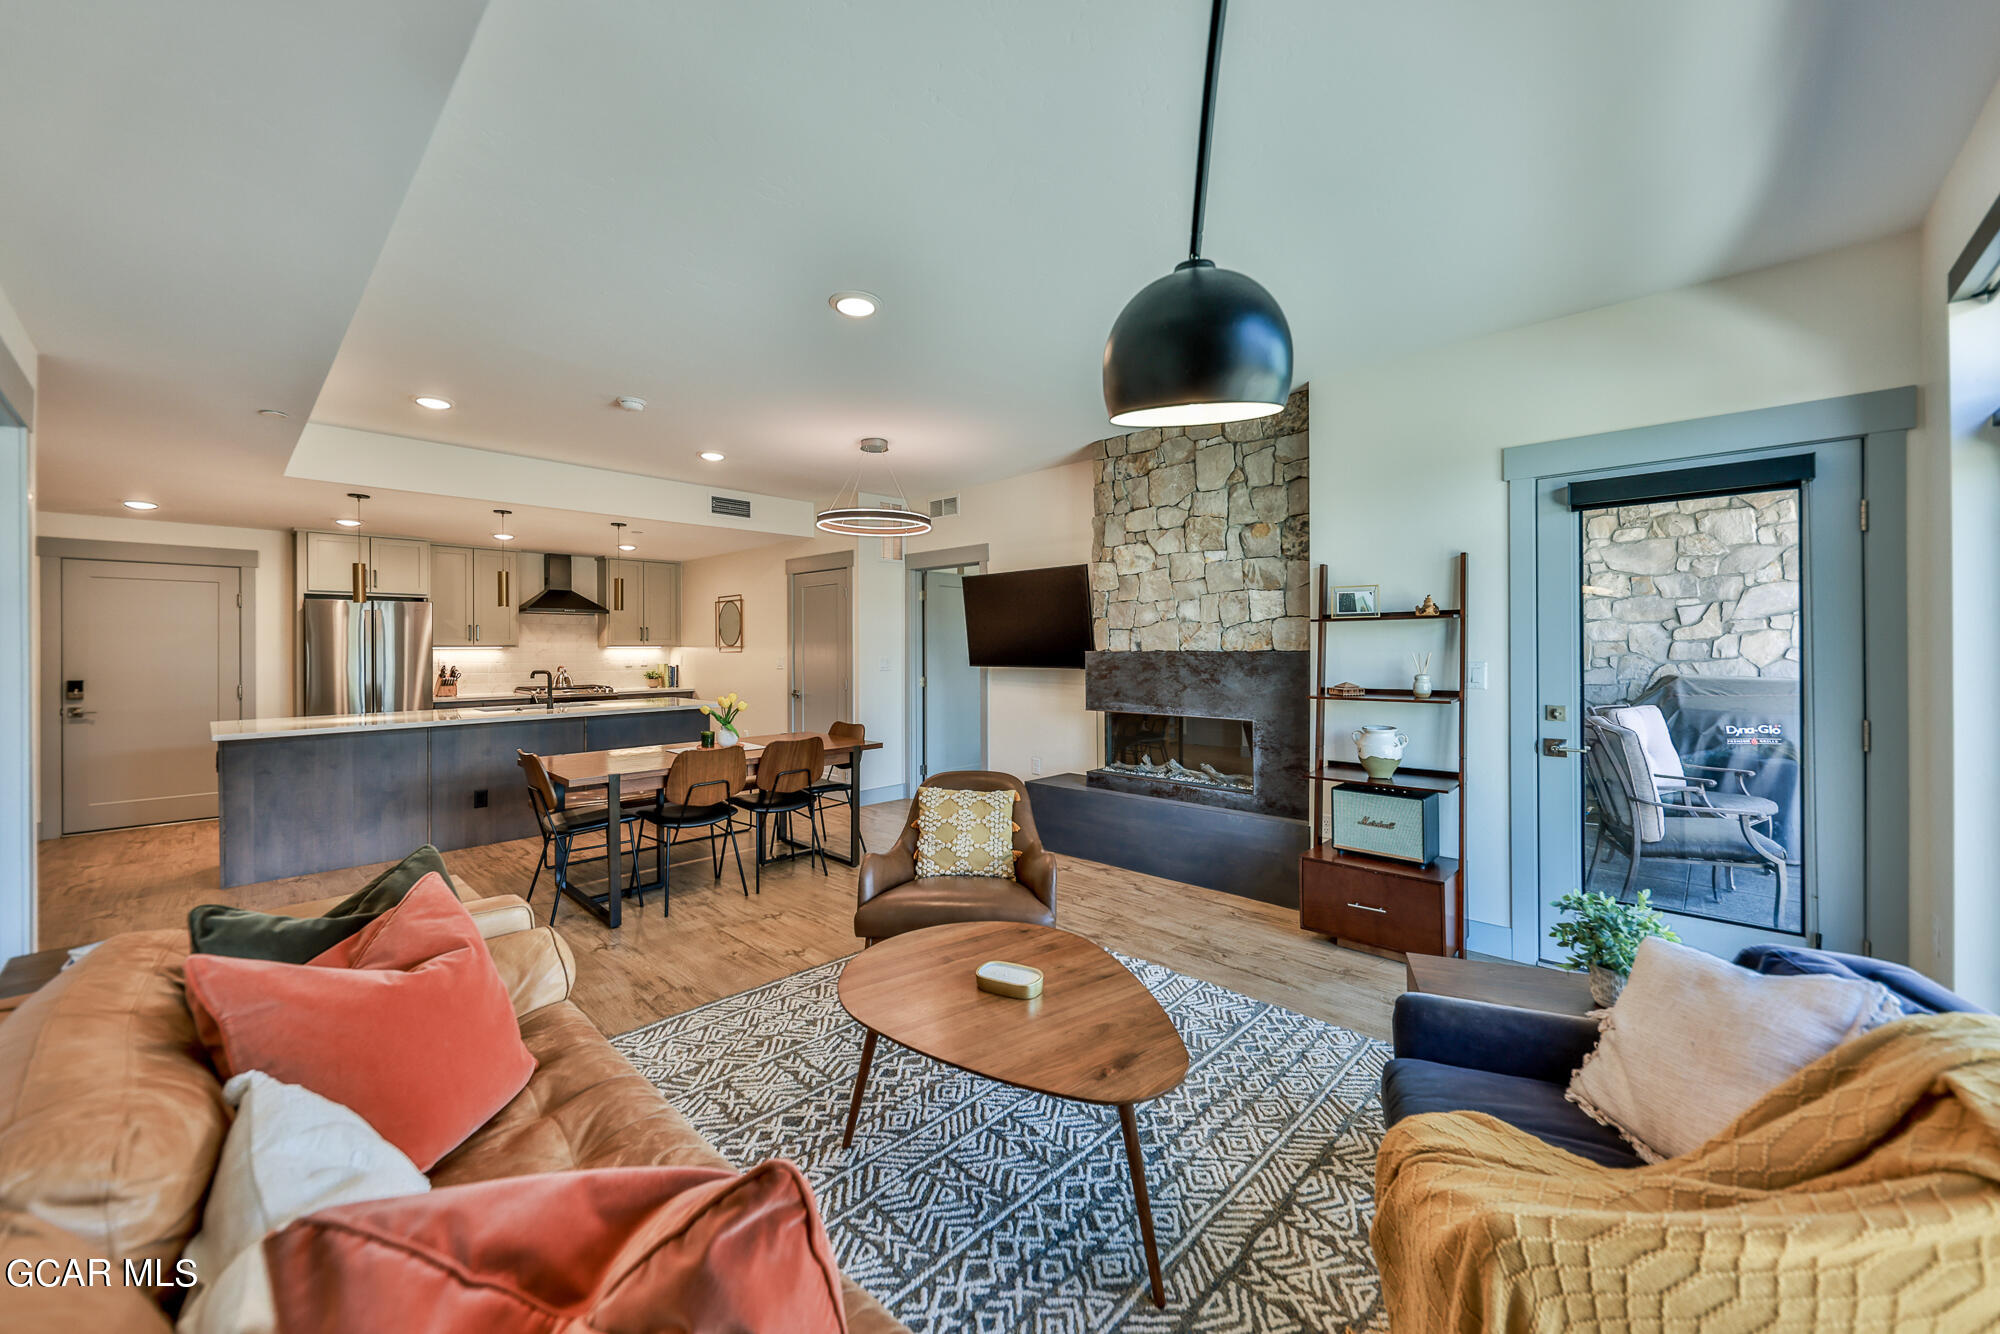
1083,650,1308,819
1098,713,1253,794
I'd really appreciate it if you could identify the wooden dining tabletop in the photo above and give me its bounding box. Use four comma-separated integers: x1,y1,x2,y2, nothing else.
540,731,881,789
537,731,884,929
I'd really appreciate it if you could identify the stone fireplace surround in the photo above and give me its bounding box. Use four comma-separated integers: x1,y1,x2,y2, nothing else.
1084,650,1309,820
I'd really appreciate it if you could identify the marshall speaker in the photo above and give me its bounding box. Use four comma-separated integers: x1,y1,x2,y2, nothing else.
1328,783,1441,866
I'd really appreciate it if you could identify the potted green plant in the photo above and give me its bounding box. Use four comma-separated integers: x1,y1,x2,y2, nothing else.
1550,889,1680,1006
643,665,667,689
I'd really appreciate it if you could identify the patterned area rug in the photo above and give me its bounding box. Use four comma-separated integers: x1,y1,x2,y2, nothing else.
612,954,1391,1332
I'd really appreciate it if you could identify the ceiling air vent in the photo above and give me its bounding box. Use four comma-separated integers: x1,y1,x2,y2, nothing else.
928,495,959,519
710,495,752,518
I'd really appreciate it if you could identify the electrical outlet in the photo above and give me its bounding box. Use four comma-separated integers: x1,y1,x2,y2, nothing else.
1030,754,1043,775
879,656,891,672
1468,660,1489,690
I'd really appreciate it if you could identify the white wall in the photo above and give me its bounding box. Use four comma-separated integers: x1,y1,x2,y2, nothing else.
1307,231,1922,946
674,459,1098,799
1910,74,2000,1007
0,280,37,959
35,512,295,717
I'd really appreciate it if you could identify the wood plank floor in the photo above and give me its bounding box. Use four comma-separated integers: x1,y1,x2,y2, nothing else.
35,802,1404,1039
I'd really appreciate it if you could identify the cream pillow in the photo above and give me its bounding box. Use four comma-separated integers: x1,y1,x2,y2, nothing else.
1567,937,1902,1162
178,1071,429,1334
914,787,1019,878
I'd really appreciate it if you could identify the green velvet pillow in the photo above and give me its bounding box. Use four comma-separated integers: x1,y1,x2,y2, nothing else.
187,845,457,964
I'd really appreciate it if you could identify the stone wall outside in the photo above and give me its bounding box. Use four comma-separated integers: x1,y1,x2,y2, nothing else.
1088,386,1309,652
1582,491,1801,706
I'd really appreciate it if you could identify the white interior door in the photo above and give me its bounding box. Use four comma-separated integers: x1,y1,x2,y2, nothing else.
789,567,850,732
61,559,241,833
921,569,984,777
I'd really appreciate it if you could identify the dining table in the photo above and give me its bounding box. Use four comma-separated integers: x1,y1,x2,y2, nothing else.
538,731,883,928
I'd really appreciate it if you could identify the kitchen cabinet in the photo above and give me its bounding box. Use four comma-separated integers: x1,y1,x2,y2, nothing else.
429,546,517,645
598,559,679,646
300,532,429,597
471,549,519,646
431,546,473,646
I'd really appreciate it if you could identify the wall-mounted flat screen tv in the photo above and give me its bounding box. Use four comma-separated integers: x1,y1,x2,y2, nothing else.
961,564,1092,668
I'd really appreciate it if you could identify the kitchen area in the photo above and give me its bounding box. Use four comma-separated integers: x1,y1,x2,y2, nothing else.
211,523,712,887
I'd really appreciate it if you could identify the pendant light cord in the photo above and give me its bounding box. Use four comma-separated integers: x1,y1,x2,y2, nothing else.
1187,0,1228,264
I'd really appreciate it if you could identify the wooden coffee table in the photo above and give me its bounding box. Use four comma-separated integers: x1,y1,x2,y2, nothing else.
838,921,1189,1308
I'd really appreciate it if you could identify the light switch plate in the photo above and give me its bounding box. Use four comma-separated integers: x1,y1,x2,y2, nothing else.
1468,660,1489,690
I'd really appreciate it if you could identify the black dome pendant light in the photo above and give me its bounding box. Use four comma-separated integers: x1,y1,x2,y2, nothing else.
1103,0,1292,427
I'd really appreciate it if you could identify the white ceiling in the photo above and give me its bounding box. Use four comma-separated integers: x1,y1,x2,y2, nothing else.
7,1,2000,552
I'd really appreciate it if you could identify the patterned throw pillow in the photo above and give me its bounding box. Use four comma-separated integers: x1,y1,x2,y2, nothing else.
914,787,1019,879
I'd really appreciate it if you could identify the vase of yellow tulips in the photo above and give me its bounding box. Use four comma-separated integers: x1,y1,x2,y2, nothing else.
700,692,746,748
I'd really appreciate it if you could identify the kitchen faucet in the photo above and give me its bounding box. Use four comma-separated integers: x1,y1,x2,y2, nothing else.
530,668,555,711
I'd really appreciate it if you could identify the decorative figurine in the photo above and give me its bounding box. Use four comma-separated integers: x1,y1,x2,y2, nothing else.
1414,594,1442,616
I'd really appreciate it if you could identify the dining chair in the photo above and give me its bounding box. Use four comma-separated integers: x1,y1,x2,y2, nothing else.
634,744,748,911
516,749,645,924
808,721,867,858
728,734,826,891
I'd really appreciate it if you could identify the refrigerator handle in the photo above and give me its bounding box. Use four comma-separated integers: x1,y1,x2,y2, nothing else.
365,604,382,714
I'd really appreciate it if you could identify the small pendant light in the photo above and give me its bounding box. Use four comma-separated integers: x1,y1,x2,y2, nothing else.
491,510,513,608
1102,0,1292,427
815,439,932,536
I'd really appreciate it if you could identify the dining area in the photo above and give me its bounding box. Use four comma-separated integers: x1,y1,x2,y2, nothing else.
514,725,881,930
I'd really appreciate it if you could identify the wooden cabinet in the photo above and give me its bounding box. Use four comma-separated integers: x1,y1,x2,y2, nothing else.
598,559,679,646
431,546,473,646
365,537,428,595
1299,847,1462,958
471,549,518,646
301,532,429,596
302,531,363,594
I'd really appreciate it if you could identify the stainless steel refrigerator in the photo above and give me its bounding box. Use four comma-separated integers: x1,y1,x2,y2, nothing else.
301,595,435,715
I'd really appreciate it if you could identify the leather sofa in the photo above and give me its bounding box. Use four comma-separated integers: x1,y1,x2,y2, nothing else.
854,770,1057,943
1380,946,1986,1169
0,881,907,1333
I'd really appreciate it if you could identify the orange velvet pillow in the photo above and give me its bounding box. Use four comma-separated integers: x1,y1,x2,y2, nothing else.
183,875,535,1171
263,1162,849,1334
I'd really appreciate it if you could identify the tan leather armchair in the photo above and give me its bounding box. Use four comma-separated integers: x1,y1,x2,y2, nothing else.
854,771,1057,943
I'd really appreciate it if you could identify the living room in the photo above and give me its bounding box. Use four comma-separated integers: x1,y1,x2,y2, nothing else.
4,4,2000,1331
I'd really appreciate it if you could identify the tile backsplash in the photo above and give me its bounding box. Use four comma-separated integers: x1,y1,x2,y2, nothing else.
432,614,678,696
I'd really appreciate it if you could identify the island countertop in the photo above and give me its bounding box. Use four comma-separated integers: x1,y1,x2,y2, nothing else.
212,696,714,742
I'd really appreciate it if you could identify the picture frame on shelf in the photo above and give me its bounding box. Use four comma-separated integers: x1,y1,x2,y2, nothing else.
1330,584,1380,618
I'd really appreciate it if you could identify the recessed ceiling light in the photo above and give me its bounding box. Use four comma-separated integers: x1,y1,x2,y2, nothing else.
413,395,454,411
121,499,158,511
699,450,726,462
336,492,368,528
618,542,637,551
335,517,363,528
614,396,646,412
829,291,878,318
257,408,289,419
492,509,514,541
492,530,514,541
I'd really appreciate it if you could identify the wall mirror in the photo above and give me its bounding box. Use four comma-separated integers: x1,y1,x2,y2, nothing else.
715,594,744,652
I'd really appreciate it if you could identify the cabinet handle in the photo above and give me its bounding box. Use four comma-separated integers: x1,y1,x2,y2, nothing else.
1346,902,1388,914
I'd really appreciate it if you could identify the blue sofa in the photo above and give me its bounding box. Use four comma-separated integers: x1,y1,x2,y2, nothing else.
1380,947,1985,1168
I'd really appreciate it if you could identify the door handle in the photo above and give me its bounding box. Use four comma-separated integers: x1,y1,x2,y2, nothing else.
64,707,95,720
790,689,802,699
1541,738,1591,758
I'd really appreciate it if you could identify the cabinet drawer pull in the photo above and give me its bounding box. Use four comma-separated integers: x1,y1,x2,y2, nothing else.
1346,901,1388,914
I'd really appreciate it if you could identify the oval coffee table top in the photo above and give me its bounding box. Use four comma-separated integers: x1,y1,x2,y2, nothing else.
838,921,1189,1106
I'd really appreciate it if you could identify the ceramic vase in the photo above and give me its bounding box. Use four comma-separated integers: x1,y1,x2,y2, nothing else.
1411,673,1432,699
1352,724,1409,780
1588,964,1627,1008
714,723,738,747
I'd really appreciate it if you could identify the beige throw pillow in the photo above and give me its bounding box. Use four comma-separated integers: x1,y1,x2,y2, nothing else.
1567,937,1902,1162
914,787,1019,879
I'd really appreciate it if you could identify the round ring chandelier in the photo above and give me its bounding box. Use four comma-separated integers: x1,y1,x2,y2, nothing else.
814,438,933,536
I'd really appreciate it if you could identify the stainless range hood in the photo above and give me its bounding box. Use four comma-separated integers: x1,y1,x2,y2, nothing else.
519,554,609,615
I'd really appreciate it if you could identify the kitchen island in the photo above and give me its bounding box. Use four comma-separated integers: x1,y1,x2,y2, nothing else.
211,697,711,887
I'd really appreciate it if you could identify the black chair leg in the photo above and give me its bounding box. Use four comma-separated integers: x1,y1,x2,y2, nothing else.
527,832,549,903
549,833,568,926
661,826,672,918
754,812,764,894
726,820,748,896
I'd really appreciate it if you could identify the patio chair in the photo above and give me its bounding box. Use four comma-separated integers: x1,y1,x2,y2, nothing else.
1591,703,1778,827
1583,715,1789,928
